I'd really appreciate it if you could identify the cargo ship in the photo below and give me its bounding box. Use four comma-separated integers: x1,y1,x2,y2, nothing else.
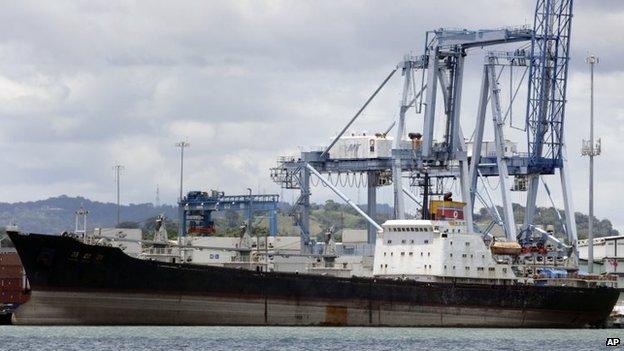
7,211,621,327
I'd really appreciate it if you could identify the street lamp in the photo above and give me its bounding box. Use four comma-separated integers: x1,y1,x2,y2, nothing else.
581,54,601,273
175,141,190,202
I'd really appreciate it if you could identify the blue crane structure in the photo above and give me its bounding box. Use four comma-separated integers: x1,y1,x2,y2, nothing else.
271,0,577,260
522,0,576,245
179,190,279,237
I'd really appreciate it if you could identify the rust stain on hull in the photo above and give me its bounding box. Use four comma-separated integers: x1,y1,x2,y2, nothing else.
324,306,348,326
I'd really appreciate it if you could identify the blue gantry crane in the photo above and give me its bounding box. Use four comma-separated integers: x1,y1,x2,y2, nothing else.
179,190,279,237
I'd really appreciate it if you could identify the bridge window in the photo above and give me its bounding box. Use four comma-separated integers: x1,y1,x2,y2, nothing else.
387,240,392,244
424,240,429,244
401,252,405,256
401,239,406,244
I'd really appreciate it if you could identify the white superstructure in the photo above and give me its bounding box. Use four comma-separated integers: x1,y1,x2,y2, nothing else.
373,219,515,282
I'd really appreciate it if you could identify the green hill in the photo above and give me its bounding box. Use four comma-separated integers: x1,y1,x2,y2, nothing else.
0,196,618,241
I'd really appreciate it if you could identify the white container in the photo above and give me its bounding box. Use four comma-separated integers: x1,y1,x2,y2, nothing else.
330,133,412,159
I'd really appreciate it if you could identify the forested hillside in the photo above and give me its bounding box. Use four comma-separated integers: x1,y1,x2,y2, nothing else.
0,196,618,241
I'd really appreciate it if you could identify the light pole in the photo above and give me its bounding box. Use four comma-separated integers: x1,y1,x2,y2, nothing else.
582,54,601,273
113,164,124,226
246,187,253,236
175,141,190,238
175,141,190,202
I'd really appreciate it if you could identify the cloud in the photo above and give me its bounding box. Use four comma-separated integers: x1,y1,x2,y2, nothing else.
0,0,621,230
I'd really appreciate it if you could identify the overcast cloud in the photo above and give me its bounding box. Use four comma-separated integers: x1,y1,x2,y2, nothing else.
1,0,623,229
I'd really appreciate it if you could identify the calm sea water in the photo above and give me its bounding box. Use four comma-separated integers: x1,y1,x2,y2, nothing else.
0,326,621,351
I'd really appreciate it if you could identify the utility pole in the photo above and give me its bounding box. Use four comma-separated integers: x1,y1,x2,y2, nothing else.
582,54,601,273
175,141,190,239
175,141,190,201
113,164,125,226
247,187,254,237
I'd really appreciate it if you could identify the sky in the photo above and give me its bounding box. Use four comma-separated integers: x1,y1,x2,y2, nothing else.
0,0,623,229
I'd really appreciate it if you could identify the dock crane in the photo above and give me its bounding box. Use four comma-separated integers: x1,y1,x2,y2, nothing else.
271,0,578,263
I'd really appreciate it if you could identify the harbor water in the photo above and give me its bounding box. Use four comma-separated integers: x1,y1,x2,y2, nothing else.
0,326,620,351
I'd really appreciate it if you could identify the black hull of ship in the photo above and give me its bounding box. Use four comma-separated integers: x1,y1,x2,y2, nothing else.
7,231,620,327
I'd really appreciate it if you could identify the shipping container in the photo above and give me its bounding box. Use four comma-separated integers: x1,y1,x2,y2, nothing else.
0,253,22,266
330,134,412,160
0,265,23,278
0,291,29,304
0,278,25,292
